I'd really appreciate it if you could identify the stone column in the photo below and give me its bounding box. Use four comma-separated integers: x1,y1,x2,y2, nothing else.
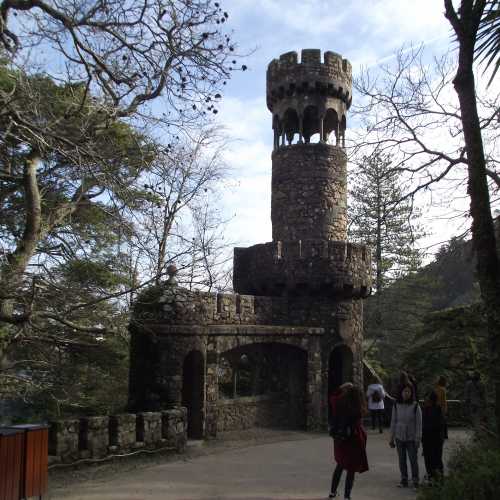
204,337,219,438
298,115,304,143
306,338,322,430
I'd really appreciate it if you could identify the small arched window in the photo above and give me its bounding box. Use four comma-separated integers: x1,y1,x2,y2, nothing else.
283,108,300,145
323,108,339,144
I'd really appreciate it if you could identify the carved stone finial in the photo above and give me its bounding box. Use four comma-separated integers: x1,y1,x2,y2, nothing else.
166,264,178,286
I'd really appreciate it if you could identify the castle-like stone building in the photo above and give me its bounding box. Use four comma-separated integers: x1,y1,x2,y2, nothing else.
128,49,371,439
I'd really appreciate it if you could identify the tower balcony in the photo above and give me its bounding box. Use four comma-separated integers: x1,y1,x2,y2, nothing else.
233,240,371,298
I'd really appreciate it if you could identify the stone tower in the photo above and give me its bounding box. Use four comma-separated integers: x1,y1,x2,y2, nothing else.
129,49,370,438
234,49,366,301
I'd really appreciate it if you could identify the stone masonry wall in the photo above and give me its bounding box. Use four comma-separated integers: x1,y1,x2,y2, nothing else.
272,144,347,241
233,240,371,297
48,408,187,464
267,49,352,113
216,395,290,432
133,282,370,328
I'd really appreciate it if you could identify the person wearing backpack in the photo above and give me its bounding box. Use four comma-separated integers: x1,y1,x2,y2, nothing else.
389,383,422,490
366,376,386,433
328,382,369,499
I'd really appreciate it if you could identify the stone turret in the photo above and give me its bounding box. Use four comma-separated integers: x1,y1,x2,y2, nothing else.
233,49,370,298
267,49,352,148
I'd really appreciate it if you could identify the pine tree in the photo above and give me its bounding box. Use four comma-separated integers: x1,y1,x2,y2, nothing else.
349,151,423,292
349,151,427,372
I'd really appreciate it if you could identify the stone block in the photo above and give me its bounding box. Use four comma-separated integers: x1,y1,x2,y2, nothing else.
80,416,109,458
138,412,162,447
162,408,187,451
49,419,79,462
109,413,136,451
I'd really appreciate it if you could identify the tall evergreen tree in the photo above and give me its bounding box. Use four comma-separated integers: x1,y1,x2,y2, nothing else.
348,151,427,373
349,151,423,292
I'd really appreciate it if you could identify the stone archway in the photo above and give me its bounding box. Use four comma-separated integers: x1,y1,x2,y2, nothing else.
216,342,308,431
182,350,205,439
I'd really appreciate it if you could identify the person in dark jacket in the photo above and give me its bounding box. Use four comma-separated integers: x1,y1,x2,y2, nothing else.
422,390,446,481
328,382,369,499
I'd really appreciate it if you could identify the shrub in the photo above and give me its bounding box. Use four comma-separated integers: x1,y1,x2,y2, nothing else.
418,439,500,500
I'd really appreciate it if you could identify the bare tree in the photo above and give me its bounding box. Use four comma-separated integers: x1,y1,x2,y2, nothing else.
0,0,239,328
136,128,228,282
0,0,237,122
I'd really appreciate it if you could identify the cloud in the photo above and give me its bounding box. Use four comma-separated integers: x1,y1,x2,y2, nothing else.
215,96,273,246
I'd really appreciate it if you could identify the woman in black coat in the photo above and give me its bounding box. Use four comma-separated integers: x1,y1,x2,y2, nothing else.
421,390,446,480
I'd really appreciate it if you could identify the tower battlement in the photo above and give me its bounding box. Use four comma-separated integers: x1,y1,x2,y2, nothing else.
267,49,352,113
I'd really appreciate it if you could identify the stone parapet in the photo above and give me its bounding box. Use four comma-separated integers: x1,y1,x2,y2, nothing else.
233,240,371,298
132,281,367,327
267,49,352,112
48,408,187,464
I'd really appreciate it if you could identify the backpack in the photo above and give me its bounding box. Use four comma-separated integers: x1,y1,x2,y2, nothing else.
371,389,382,403
329,414,354,441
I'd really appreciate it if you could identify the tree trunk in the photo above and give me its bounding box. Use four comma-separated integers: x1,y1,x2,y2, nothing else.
0,149,42,323
447,0,500,437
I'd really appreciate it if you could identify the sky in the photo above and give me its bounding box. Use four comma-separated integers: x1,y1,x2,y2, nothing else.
212,0,473,256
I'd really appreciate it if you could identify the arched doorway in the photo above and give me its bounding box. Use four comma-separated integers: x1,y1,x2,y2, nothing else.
217,343,307,430
328,345,353,394
182,350,204,439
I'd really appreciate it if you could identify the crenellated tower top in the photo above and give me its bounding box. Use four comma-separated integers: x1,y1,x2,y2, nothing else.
267,49,352,148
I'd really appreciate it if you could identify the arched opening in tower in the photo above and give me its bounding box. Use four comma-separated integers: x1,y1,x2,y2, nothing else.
303,105,320,144
217,342,307,430
182,350,205,439
283,108,300,145
324,108,339,145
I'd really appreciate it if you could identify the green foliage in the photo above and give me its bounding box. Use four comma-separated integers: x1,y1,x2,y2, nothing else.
349,151,424,292
365,235,480,387
418,441,500,500
405,304,488,399
476,0,500,86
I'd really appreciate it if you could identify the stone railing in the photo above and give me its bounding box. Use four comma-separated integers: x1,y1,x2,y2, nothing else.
49,408,187,464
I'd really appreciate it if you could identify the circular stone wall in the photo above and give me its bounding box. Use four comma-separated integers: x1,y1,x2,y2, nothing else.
271,143,347,241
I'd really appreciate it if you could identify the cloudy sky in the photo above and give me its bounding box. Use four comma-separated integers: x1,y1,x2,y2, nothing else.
212,0,470,254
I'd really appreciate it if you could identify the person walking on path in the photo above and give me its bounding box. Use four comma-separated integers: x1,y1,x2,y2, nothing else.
328,382,369,499
389,383,422,490
366,376,386,433
464,371,485,428
434,376,448,439
422,390,446,481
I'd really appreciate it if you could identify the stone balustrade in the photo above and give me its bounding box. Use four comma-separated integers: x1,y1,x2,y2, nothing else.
48,407,187,463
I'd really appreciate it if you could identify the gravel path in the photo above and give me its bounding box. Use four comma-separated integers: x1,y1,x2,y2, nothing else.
49,428,468,500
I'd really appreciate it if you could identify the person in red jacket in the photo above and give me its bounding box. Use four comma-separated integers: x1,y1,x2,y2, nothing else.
328,382,369,499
